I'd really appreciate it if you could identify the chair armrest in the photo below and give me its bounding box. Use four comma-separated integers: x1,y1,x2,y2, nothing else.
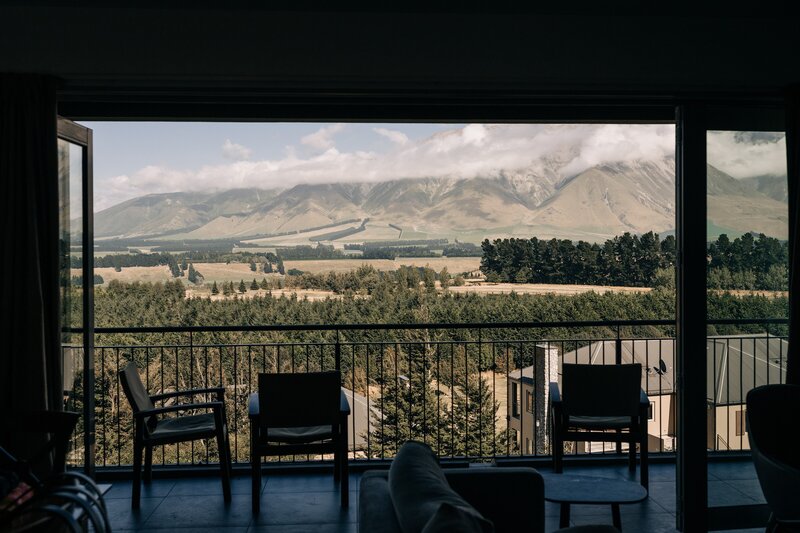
340,389,351,416
248,393,259,419
444,468,545,533
550,382,561,405
134,401,223,419
150,387,225,403
640,389,650,405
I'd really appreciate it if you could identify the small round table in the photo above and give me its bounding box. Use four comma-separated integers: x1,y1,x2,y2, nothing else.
543,474,648,531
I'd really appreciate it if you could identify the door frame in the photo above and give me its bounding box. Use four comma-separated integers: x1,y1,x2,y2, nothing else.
57,117,95,476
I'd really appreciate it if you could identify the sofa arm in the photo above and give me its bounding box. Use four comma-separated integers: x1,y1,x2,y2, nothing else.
444,467,545,533
358,471,402,533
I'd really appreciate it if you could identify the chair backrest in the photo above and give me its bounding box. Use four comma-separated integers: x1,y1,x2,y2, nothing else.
1,410,79,475
562,363,642,417
258,371,342,431
119,363,156,428
747,384,800,470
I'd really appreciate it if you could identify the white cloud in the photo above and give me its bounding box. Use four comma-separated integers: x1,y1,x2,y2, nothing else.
373,127,409,145
96,123,681,211
301,123,345,151
222,139,252,160
707,131,787,178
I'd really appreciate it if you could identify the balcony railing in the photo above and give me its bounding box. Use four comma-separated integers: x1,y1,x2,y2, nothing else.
61,318,787,469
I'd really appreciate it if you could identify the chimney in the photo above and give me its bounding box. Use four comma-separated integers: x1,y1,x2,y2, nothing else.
534,343,559,454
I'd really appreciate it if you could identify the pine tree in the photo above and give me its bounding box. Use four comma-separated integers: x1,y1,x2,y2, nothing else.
448,376,507,458
367,344,450,458
238,279,247,293
250,260,257,272
211,281,219,295
168,257,181,278
277,257,285,275
187,263,197,283
263,261,273,273
260,277,269,290
439,267,450,290
250,278,259,290
222,281,233,296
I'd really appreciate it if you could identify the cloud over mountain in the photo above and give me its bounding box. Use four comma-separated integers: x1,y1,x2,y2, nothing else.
97,124,684,210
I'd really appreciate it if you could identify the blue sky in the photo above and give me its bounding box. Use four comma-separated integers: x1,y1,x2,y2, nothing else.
83,122,455,210
80,121,784,213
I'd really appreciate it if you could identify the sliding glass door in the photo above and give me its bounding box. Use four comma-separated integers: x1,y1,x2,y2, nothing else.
57,118,95,475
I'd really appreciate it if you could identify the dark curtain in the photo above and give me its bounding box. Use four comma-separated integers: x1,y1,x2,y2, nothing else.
788,87,800,385
0,74,61,467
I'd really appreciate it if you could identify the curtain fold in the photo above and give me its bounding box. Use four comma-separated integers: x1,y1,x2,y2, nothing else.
788,87,800,385
0,74,61,467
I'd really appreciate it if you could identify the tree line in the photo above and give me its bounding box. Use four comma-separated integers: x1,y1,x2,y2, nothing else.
480,231,788,291
480,232,675,286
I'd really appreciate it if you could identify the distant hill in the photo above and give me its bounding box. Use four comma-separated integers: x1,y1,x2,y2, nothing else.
93,158,789,243
706,166,788,239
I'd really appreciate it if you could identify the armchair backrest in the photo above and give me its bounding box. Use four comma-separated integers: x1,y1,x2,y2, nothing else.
119,363,156,429
257,371,342,432
747,384,800,470
1,410,79,475
562,363,642,418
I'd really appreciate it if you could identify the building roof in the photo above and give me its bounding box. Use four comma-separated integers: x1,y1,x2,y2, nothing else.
507,335,789,406
707,335,788,406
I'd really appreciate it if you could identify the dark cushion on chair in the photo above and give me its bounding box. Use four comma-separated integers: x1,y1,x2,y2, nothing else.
151,413,217,438
388,441,493,533
568,416,632,429
555,526,619,532
265,425,334,443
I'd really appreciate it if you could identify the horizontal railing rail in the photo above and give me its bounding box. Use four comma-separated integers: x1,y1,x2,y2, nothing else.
65,318,679,334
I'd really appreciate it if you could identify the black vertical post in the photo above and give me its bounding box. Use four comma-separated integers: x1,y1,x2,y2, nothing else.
786,89,799,385
675,104,708,532
82,129,95,476
335,329,341,372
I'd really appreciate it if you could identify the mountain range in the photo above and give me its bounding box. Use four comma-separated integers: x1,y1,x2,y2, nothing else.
93,158,788,243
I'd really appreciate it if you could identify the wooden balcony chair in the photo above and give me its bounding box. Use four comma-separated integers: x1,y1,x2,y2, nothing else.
118,363,232,509
248,371,350,514
550,363,649,489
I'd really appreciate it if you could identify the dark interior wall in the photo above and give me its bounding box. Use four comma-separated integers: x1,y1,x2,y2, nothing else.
1,6,799,98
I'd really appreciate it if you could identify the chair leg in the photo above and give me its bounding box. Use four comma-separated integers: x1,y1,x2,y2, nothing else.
132,440,143,509
144,445,153,483
340,430,349,508
640,433,648,490
628,439,636,472
616,429,623,456
252,454,261,514
553,435,563,473
333,447,341,483
216,428,232,503
251,422,261,515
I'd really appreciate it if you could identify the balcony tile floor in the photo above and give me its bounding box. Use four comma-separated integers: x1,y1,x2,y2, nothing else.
106,462,765,532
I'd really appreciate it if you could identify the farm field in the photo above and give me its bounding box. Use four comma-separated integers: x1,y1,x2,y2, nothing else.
450,282,652,296
241,221,359,246
283,257,482,274
185,287,342,301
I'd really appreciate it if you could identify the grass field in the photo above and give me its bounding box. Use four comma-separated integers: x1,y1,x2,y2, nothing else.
283,257,481,274
449,282,651,296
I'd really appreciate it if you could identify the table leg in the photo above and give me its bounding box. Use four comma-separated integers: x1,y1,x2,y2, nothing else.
612,503,622,530
560,503,571,528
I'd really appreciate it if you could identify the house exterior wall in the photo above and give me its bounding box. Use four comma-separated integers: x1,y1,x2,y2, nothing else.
709,404,751,451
